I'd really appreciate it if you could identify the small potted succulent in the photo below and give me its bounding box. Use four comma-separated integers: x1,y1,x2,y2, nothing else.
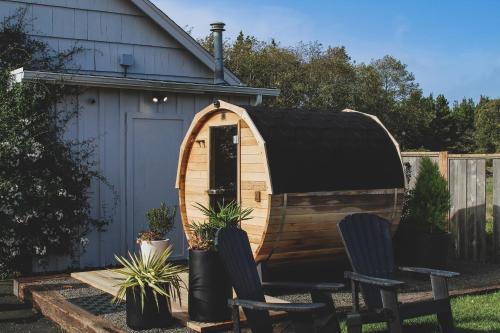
405,157,451,269
113,247,187,330
137,202,176,263
188,201,252,322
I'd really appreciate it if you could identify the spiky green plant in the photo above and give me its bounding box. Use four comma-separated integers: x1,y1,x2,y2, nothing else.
188,201,253,250
112,246,187,312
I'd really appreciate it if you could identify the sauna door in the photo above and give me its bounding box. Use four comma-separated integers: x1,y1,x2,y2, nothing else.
209,125,238,209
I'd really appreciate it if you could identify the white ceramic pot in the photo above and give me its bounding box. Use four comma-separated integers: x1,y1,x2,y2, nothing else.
139,239,169,263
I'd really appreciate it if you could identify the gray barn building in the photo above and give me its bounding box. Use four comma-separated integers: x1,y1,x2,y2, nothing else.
2,0,278,269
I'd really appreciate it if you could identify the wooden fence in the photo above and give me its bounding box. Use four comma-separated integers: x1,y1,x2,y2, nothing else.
401,152,500,262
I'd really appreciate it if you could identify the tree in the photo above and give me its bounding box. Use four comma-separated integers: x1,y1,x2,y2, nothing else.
371,55,419,102
427,94,453,151
300,46,356,110
196,31,484,153
0,9,108,277
451,98,476,152
474,99,500,153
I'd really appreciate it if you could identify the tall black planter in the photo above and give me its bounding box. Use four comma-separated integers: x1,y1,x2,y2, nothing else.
188,249,232,322
414,232,451,269
126,285,173,330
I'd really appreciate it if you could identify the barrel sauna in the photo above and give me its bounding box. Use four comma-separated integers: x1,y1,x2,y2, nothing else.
176,100,405,263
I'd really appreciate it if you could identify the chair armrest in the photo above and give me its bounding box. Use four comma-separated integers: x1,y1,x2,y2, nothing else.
345,271,405,289
228,298,325,313
262,281,344,292
398,266,460,278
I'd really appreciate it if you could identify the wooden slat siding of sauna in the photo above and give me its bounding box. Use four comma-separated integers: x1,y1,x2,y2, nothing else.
187,162,209,171
269,194,404,214
241,164,267,173
256,248,345,262
239,121,270,251
241,181,267,191
264,210,402,239
257,188,402,260
263,214,403,234
185,170,208,179
259,239,344,253
187,154,208,163
493,160,500,262
449,159,467,258
241,137,258,146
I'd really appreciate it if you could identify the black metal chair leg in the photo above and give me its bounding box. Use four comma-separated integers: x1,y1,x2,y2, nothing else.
346,313,362,333
431,275,454,333
310,290,341,333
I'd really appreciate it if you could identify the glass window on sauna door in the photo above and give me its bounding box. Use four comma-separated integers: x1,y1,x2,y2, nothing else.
209,125,238,210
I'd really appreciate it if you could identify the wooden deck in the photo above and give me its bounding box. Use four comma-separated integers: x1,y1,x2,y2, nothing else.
71,270,287,332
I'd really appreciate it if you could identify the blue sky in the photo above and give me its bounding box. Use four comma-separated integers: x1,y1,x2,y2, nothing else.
153,0,500,103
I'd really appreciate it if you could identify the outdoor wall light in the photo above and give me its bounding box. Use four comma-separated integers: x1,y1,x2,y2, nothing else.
152,95,168,103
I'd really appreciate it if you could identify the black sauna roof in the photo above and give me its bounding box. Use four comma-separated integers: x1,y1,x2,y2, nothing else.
244,107,405,194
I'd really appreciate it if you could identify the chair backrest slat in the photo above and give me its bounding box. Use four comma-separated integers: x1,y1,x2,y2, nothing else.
337,213,395,309
216,227,272,333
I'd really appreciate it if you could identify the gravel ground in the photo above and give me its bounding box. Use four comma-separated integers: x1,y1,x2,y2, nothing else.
9,260,500,332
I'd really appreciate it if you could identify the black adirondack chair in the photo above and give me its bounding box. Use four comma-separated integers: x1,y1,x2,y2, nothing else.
337,213,459,333
215,226,343,333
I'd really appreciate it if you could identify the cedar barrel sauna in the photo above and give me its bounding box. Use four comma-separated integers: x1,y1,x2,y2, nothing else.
176,100,405,263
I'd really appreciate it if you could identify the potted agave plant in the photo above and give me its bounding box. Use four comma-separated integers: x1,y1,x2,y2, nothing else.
113,246,187,330
188,201,253,322
137,202,176,263
405,157,451,269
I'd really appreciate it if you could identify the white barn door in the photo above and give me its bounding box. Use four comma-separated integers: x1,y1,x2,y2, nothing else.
126,113,187,259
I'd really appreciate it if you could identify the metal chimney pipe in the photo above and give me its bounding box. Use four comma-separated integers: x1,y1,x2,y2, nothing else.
210,22,225,85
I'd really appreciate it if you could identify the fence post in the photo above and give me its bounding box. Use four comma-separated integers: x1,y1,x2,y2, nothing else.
439,151,449,182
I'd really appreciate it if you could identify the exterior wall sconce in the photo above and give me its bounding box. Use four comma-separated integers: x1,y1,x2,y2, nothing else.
152,95,168,103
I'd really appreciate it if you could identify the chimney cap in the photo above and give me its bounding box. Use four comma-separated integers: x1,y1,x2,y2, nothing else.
210,22,225,32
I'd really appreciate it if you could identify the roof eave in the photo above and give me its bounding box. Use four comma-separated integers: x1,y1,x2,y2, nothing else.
10,68,280,97
130,0,242,86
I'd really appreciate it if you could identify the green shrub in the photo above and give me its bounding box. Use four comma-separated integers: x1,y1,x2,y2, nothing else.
405,157,450,234
0,9,109,277
138,203,176,241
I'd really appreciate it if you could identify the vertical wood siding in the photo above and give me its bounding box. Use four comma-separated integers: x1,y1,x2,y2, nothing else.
0,0,214,82
33,92,251,271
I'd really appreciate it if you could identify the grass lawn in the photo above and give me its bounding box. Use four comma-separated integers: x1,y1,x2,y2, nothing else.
340,291,500,332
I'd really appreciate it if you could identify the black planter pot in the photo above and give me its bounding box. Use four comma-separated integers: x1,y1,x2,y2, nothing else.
188,249,232,322
126,285,173,330
414,232,451,269
393,223,416,266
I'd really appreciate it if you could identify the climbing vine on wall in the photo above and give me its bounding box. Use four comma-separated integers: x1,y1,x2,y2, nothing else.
0,9,110,277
